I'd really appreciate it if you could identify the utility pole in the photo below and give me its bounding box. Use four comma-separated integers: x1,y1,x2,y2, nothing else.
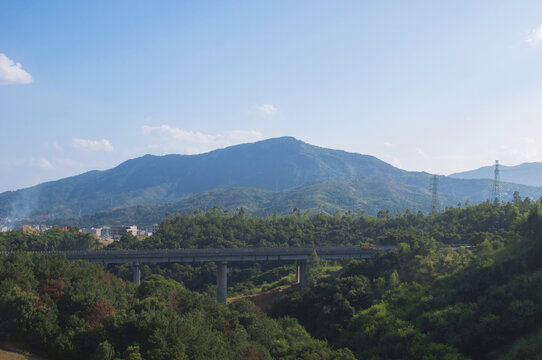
492,160,502,203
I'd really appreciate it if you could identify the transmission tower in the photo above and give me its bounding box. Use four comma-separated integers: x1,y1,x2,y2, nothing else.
431,175,439,213
492,160,502,203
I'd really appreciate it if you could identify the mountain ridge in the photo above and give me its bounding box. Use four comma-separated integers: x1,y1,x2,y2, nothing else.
450,161,542,187
2,136,542,224
0,137,406,220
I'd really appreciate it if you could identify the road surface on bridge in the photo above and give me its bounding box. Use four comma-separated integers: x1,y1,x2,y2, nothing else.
45,245,396,264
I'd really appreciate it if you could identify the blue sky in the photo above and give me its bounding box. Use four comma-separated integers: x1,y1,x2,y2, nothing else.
2,1,542,192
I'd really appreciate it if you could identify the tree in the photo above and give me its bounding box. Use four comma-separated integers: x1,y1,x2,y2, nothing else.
309,251,323,286
388,269,399,289
125,345,143,360
91,341,115,360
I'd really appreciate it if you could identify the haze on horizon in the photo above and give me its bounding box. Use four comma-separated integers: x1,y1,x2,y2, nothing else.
2,1,542,192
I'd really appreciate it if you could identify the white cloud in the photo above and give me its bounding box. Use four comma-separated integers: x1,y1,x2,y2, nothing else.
525,25,542,46
52,141,63,151
72,138,114,152
30,158,54,170
142,125,264,154
258,104,278,116
0,53,33,85
383,141,394,148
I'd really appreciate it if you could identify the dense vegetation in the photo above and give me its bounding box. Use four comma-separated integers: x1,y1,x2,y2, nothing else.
2,194,542,359
0,253,353,359
107,196,528,251
271,196,542,359
0,226,97,252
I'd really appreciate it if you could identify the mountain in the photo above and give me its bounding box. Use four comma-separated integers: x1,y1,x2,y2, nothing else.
2,137,542,224
450,162,542,187
0,137,407,220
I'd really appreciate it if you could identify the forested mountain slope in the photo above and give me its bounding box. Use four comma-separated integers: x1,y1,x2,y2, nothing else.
0,137,405,219
52,178,455,227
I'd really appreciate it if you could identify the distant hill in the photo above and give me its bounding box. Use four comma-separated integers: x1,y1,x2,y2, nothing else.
450,162,542,187
50,178,451,227
50,176,542,228
2,137,542,224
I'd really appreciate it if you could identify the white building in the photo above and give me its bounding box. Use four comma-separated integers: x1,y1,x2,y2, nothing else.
110,225,138,239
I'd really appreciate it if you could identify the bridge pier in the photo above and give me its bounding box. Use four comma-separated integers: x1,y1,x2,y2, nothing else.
216,261,228,303
133,262,140,285
296,260,309,288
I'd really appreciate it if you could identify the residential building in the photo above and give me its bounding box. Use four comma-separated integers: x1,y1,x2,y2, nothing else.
110,225,138,239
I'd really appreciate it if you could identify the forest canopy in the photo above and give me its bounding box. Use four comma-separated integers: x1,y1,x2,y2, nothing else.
2,194,542,359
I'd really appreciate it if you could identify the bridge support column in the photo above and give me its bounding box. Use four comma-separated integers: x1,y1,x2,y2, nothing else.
296,260,309,288
216,261,227,303
133,262,141,285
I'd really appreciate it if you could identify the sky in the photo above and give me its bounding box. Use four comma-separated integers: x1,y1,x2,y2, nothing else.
2,1,542,192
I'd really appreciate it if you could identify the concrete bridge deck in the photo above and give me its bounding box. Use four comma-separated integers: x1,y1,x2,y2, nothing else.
53,245,395,263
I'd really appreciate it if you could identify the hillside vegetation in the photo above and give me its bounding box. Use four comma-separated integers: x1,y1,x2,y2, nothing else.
51,178,452,227
0,253,353,360
2,195,542,359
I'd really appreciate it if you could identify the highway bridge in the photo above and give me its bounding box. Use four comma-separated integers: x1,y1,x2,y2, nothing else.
3,245,395,302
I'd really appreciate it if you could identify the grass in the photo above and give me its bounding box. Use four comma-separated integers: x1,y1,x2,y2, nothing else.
228,260,345,300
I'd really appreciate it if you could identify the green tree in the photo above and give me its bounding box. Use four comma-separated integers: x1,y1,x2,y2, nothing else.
309,251,323,286
91,341,115,360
